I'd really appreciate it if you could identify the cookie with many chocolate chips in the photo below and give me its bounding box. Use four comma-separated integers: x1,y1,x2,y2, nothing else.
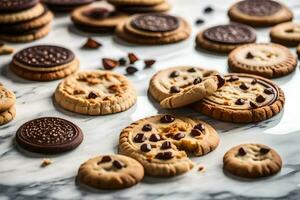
0,0,39,13
43,0,94,12
270,22,300,47
54,70,137,115
10,45,79,81
194,74,285,123
223,144,282,178
196,23,256,53
77,154,144,190
15,117,83,154
228,0,293,27
149,66,223,109
119,115,220,177
228,43,297,78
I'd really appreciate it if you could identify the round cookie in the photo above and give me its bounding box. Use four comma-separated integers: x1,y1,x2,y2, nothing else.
11,45,79,81
115,2,170,13
149,66,224,109
16,117,83,154
119,114,220,177
194,74,285,123
228,0,293,27
270,22,300,47
54,70,137,115
196,23,256,54
77,154,144,190
44,0,94,12
0,86,16,112
0,0,39,13
0,105,16,126
223,144,282,178
228,43,297,78
108,0,164,6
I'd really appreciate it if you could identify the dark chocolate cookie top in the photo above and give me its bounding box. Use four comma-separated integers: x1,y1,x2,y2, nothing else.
83,7,114,19
14,45,75,68
44,0,94,6
203,23,256,44
0,0,38,13
237,0,282,16
16,117,83,154
131,14,179,32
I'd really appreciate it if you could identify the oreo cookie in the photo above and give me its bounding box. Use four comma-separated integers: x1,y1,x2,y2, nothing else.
0,0,39,13
16,117,83,154
131,13,179,32
237,0,281,16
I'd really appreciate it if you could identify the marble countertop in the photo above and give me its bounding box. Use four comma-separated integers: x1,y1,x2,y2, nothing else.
1,0,300,199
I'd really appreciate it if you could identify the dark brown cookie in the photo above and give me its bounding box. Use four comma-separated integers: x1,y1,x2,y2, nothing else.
16,117,83,154
237,0,281,16
44,0,94,12
0,0,39,13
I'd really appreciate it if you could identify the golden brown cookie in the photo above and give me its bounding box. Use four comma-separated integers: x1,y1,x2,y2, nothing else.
194,74,285,123
55,70,137,115
223,143,282,178
119,114,220,177
270,22,300,47
228,0,293,27
77,154,144,190
228,43,297,78
0,104,16,126
0,86,16,112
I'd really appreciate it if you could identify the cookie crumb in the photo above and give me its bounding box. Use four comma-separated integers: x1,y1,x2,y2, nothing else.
0,44,14,55
198,165,205,172
41,158,53,167
82,38,102,49
128,53,139,64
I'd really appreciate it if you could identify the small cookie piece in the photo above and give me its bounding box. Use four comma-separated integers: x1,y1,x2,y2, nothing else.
0,43,14,55
43,0,94,12
223,144,282,178
10,45,79,81
149,66,223,109
270,22,300,47
228,0,293,27
0,104,16,126
54,70,137,115
0,86,16,112
116,13,191,45
196,23,256,53
77,155,144,190
108,0,164,6
16,117,83,154
0,0,39,13
115,2,170,13
119,115,220,177
194,73,285,123
228,43,297,78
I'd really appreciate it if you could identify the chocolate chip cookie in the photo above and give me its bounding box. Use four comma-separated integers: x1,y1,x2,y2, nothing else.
119,114,220,177
223,144,282,178
196,23,256,53
228,0,293,27
270,22,300,47
0,86,16,112
228,43,297,78
54,70,137,115
77,154,144,190
149,66,224,109
194,74,285,123
0,104,16,126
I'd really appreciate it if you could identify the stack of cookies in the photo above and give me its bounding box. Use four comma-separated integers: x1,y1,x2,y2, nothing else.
108,0,170,13
0,0,53,43
0,83,16,126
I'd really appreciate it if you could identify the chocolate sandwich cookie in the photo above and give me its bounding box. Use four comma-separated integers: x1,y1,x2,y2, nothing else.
108,0,164,6
116,13,191,45
194,73,285,123
44,0,94,12
228,0,293,27
10,45,79,81
270,22,300,47
228,43,297,78
196,23,256,53
0,0,39,13
114,1,170,13
16,117,83,154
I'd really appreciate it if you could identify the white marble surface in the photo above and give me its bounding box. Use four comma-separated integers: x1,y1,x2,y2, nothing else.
1,0,300,199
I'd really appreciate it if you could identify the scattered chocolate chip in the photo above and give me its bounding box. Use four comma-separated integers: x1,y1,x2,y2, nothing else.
246,52,254,59
102,58,118,70
170,86,180,93
250,101,258,108
194,123,205,131
126,66,138,75
240,82,249,90
216,75,225,88
88,92,98,99
155,151,173,160
204,6,214,13
198,165,205,171
173,133,185,140
227,75,239,82
82,38,102,49
256,95,266,103
144,59,156,68
238,147,247,156
133,133,146,143
193,77,202,85
251,79,258,85
170,71,180,78
235,98,245,105
195,18,205,25
128,53,139,64
191,128,202,136
161,141,172,149
140,143,152,152
149,133,160,142
260,147,270,154
160,115,175,123
142,124,152,132
118,57,127,66
101,156,112,163
113,160,126,169
187,68,196,73
264,88,274,95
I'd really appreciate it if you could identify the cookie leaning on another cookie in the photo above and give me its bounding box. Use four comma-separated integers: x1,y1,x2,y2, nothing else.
270,22,300,47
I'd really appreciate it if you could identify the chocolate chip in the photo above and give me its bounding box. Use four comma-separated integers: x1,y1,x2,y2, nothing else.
118,57,127,66
260,147,270,154
88,92,98,99
161,141,172,149
126,66,138,75
235,98,245,105
133,133,146,143
193,77,202,85
264,88,274,95
195,18,205,25
227,75,239,82
128,53,139,64
191,128,202,136
204,6,214,13
246,52,254,59
251,79,258,85
113,160,126,169
216,75,225,88
100,156,112,163
256,95,266,103
173,133,185,140
142,124,152,132
140,143,152,152
102,58,118,70
194,123,205,131
155,151,173,160
240,82,249,90
160,115,175,123
149,133,160,142
238,147,247,156
250,101,258,108
187,68,196,73
144,59,156,68
170,86,180,93
82,38,102,49
169,71,180,78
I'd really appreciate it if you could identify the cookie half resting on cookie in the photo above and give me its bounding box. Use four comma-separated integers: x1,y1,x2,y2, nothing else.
149,66,225,109
10,45,79,81
116,13,191,45
228,0,293,27
119,114,220,177
108,0,170,13
54,70,137,115
43,0,94,12
77,154,144,190
270,22,300,47
194,74,285,123
223,144,282,178
228,43,297,78
196,23,256,54
0,84,16,126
